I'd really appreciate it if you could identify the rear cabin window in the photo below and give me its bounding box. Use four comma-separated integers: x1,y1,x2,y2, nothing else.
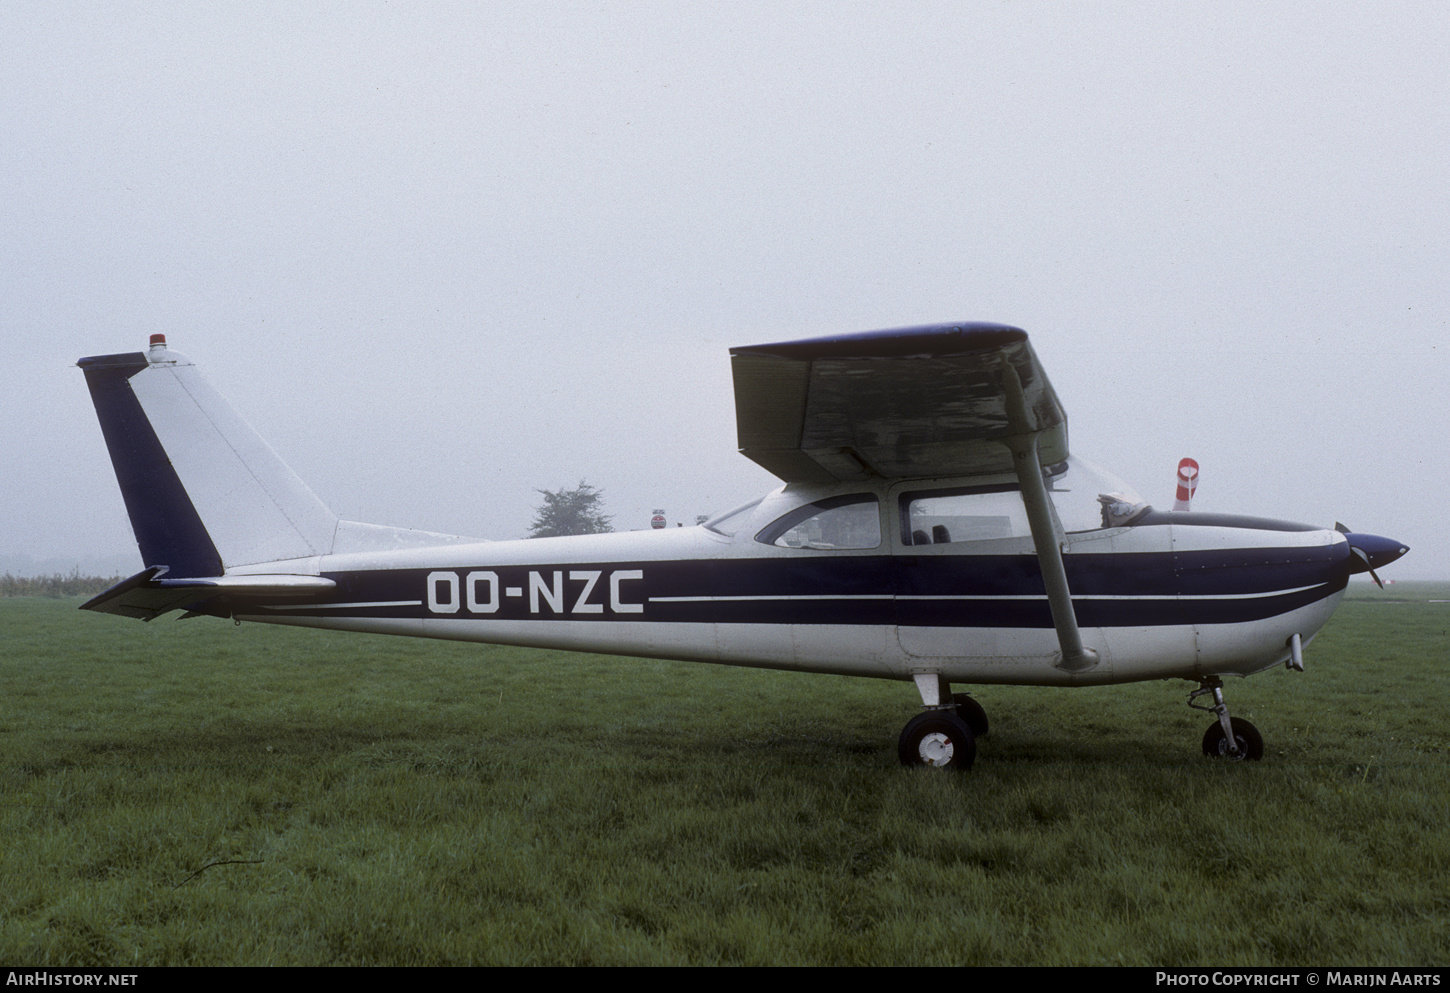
756,494,881,550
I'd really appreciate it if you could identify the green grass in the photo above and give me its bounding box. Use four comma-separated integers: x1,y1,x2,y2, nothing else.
2,584,1448,965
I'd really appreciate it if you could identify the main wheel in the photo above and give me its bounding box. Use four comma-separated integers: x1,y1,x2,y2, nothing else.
898,711,976,769
952,693,989,737
1202,718,1264,761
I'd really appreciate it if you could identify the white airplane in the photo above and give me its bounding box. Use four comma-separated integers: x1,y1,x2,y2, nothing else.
77,323,1408,769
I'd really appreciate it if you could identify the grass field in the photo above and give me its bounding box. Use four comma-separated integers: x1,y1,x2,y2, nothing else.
2,583,1447,966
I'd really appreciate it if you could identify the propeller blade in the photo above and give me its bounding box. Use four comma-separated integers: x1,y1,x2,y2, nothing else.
1349,546,1385,589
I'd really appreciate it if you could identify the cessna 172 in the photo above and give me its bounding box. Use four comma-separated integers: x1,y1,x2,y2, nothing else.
78,323,1408,769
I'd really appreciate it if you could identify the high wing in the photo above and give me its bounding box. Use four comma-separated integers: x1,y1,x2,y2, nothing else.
730,322,1066,484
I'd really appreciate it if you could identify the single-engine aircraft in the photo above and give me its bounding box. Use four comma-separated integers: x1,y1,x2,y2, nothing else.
78,323,1408,769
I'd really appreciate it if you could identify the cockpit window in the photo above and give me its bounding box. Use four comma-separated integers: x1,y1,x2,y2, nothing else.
756,494,881,550
899,457,1148,543
900,484,1028,545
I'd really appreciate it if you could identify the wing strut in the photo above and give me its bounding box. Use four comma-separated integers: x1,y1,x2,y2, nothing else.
1002,365,1099,673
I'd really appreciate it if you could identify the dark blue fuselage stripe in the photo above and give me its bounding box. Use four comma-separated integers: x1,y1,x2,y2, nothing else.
229,547,1353,628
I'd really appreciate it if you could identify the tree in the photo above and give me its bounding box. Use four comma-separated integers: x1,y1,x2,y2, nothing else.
526,481,613,538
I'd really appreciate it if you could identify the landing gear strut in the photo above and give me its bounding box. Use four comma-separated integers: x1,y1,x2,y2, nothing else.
1189,677,1263,761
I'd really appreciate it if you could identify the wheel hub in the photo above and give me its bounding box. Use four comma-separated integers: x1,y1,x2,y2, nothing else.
917,732,955,766
1214,735,1250,759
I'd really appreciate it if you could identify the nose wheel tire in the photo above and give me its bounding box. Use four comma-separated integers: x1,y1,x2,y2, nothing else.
898,711,976,769
1202,717,1264,761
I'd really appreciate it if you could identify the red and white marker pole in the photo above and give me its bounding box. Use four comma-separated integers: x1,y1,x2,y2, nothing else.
1173,458,1199,511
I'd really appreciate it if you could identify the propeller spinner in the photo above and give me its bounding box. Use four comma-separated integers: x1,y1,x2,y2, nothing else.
1335,524,1410,589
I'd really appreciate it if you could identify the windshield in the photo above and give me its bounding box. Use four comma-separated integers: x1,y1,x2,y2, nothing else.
1049,456,1146,531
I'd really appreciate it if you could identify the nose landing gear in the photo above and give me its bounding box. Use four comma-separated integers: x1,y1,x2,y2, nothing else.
1190,677,1263,761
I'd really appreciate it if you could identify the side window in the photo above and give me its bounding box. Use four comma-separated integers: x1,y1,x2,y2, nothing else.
756,495,881,550
900,486,1029,545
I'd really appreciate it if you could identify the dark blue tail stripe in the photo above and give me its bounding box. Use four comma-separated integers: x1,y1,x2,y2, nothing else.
80,353,223,578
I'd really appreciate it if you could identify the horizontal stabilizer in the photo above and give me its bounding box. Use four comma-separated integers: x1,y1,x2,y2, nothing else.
81,567,336,621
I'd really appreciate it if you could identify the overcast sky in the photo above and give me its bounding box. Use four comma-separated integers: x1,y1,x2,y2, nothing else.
3,1,1445,579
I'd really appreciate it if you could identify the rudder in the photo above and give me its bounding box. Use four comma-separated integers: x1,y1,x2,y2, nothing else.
78,336,338,576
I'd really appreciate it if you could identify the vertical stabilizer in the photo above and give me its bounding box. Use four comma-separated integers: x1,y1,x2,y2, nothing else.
79,337,338,574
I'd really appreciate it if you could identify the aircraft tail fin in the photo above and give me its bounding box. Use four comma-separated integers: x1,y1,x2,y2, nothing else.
78,336,340,577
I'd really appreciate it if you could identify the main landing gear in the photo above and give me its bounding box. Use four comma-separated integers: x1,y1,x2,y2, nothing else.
1189,677,1264,761
898,676,987,769
899,675,1266,768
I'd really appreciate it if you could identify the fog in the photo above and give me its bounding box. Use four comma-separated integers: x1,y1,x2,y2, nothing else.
3,2,1445,579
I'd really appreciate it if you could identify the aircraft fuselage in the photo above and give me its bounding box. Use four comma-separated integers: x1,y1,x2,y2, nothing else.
222,467,1354,689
